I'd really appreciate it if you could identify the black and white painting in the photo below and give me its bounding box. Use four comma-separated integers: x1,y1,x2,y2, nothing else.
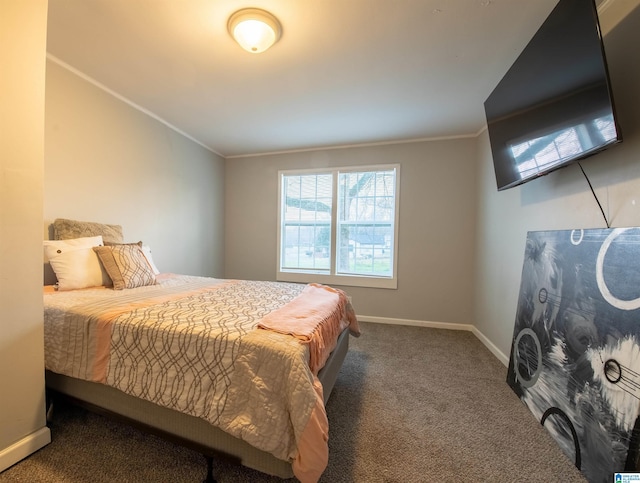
507,228,640,482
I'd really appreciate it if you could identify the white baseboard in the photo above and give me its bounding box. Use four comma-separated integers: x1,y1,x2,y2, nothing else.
358,315,510,367
0,426,51,472
471,326,510,367
359,315,473,331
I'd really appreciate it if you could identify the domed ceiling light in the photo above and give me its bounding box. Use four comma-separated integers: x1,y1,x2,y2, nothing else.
227,8,282,54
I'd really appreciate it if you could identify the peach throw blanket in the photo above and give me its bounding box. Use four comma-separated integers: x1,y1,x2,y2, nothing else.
257,283,359,375
257,282,359,482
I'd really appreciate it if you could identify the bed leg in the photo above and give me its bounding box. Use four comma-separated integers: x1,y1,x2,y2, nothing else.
203,456,217,483
45,391,55,423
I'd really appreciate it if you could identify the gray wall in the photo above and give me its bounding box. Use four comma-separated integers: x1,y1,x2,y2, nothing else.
473,5,640,362
224,139,478,325
44,60,226,278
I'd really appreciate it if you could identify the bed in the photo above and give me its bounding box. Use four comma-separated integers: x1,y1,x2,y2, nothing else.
43,218,359,483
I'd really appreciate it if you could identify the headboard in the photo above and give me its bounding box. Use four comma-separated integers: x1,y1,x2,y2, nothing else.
51,218,124,244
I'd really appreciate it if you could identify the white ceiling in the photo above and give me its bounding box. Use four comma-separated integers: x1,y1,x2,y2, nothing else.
47,0,585,158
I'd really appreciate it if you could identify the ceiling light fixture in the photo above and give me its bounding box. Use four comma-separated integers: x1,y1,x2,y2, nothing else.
227,8,282,54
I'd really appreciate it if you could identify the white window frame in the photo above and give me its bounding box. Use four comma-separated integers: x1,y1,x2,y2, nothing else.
277,164,400,289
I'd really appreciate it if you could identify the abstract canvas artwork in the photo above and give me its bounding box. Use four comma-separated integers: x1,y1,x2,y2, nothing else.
507,228,640,482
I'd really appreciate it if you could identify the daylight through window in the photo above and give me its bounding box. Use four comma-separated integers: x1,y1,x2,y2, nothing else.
278,165,399,289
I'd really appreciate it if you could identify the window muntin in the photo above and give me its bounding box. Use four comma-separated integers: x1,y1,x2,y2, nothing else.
278,165,399,289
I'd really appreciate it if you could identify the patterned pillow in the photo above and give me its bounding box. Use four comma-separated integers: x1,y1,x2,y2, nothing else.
93,244,156,290
105,241,161,275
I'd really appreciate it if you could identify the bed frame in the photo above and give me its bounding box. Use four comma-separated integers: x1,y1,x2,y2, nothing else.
46,327,350,481
44,219,351,480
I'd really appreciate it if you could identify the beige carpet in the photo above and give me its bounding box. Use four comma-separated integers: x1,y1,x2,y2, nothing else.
0,322,587,482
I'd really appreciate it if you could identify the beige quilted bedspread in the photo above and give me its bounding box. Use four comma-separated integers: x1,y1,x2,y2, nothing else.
44,274,358,480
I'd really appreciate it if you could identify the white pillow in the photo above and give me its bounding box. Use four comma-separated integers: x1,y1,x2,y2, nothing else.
43,235,104,258
43,236,109,290
141,245,160,275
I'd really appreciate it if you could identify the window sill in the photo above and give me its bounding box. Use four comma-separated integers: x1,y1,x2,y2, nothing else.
276,271,397,289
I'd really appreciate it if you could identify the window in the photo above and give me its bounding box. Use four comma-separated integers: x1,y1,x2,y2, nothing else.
278,165,399,289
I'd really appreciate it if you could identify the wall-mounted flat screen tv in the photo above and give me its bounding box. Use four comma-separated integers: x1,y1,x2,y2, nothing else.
484,0,622,191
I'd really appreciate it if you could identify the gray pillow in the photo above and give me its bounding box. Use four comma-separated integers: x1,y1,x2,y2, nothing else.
53,218,123,244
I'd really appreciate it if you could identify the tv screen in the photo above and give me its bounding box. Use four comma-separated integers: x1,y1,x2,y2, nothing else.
484,0,622,191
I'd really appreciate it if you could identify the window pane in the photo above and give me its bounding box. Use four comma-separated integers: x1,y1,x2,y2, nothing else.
337,169,396,277
281,173,332,271
337,223,393,275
